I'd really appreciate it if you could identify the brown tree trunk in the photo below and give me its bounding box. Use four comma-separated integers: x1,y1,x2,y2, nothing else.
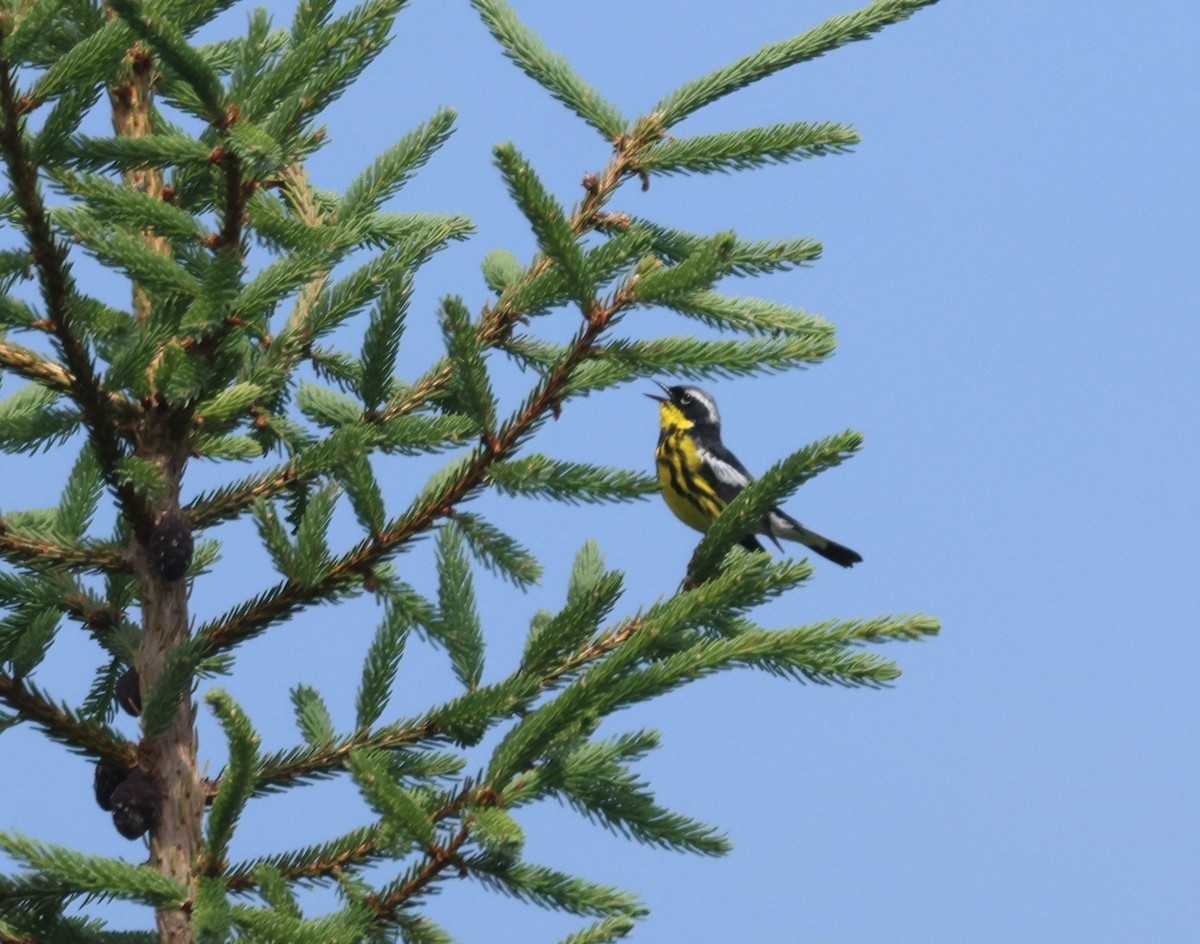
136,555,202,944
132,431,199,944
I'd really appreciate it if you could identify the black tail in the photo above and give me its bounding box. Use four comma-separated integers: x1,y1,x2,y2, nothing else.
739,529,861,568
808,537,862,568
767,510,863,568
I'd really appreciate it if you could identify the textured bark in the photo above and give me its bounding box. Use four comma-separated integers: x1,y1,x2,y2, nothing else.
137,561,200,944
132,444,199,943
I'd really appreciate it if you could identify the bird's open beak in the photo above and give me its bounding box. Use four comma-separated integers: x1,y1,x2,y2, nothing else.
644,380,670,403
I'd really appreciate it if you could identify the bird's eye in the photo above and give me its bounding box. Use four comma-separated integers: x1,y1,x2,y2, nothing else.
678,393,692,406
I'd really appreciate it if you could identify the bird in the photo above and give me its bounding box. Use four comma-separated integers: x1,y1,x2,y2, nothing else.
647,382,862,568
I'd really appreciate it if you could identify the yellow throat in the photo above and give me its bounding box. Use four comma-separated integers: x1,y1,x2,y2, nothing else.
654,401,723,532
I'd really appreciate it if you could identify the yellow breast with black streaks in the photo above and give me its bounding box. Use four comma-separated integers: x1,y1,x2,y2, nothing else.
654,403,724,532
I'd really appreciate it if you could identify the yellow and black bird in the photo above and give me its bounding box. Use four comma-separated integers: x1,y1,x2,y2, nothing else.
648,382,862,567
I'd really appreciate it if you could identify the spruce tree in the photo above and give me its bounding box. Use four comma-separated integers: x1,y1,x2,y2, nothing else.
0,1,941,942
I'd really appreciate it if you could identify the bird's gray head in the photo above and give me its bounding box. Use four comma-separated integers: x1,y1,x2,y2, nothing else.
646,382,721,431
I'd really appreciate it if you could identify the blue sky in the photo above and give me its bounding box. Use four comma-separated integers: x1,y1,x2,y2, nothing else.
2,1,1197,942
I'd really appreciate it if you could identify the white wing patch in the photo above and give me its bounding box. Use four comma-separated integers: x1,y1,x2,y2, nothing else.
695,442,750,502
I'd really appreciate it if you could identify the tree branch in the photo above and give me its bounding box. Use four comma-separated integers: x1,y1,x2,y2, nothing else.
0,57,149,539
0,674,135,767
0,339,73,392
223,784,475,901
183,139,644,534
0,521,129,574
189,133,651,646
370,824,470,919
196,309,610,655
245,616,642,798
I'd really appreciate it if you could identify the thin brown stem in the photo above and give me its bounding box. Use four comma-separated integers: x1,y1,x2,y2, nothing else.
0,339,138,421
0,521,128,573
0,339,73,391
370,825,471,920
252,719,440,795
223,826,383,891
0,674,135,767
58,580,133,638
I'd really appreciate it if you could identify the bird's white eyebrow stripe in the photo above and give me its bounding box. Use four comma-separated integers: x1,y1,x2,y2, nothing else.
683,387,720,424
